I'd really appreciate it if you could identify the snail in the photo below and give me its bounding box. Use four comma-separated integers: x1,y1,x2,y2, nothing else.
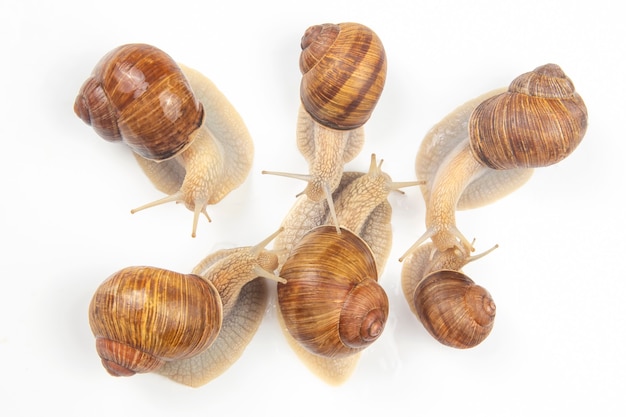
274,154,419,385
263,23,387,229
88,228,285,387
401,241,498,348
400,63,588,260
74,43,254,237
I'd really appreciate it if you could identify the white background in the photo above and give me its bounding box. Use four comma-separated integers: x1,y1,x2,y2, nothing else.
1,0,623,415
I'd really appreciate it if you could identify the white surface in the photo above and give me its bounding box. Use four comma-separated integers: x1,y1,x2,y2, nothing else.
1,0,623,415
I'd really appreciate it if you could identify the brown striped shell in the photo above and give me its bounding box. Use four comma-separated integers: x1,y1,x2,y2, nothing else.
469,63,588,170
299,22,387,130
74,43,204,161
413,269,495,349
277,226,388,358
88,266,222,376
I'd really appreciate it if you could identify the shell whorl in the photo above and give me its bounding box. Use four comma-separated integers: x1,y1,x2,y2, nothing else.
299,22,387,130
74,77,122,142
277,226,388,358
469,63,588,170
338,279,388,348
74,43,204,161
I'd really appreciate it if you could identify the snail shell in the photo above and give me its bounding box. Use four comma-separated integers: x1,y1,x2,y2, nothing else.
300,22,387,130
88,266,222,376
469,63,588,170
277,225,388,358
413,269,495,349
401,242,496,349
74,43,203,161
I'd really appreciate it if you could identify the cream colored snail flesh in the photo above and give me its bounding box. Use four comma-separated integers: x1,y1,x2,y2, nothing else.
74,43,254,237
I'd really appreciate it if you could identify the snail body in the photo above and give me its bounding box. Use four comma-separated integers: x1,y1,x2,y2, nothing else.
274,154,418,385
401,63,588,259
470,64,588,170
88,229,284,387
274,154,419,270
263,23,387,229
74,43,254,237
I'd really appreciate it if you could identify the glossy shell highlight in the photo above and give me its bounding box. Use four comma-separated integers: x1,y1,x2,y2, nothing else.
74,43,204,161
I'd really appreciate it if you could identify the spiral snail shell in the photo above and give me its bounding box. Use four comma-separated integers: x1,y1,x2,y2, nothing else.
277,225,387,359
469,63,588,170
401,243,496,348
88,266,222,376
414,269,495,349
300,22,387,130
74,44,203,160
74,43,254,237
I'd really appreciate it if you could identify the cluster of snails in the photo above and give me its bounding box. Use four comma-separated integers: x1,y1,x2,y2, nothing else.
399,63,588,348
74,22,588,387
